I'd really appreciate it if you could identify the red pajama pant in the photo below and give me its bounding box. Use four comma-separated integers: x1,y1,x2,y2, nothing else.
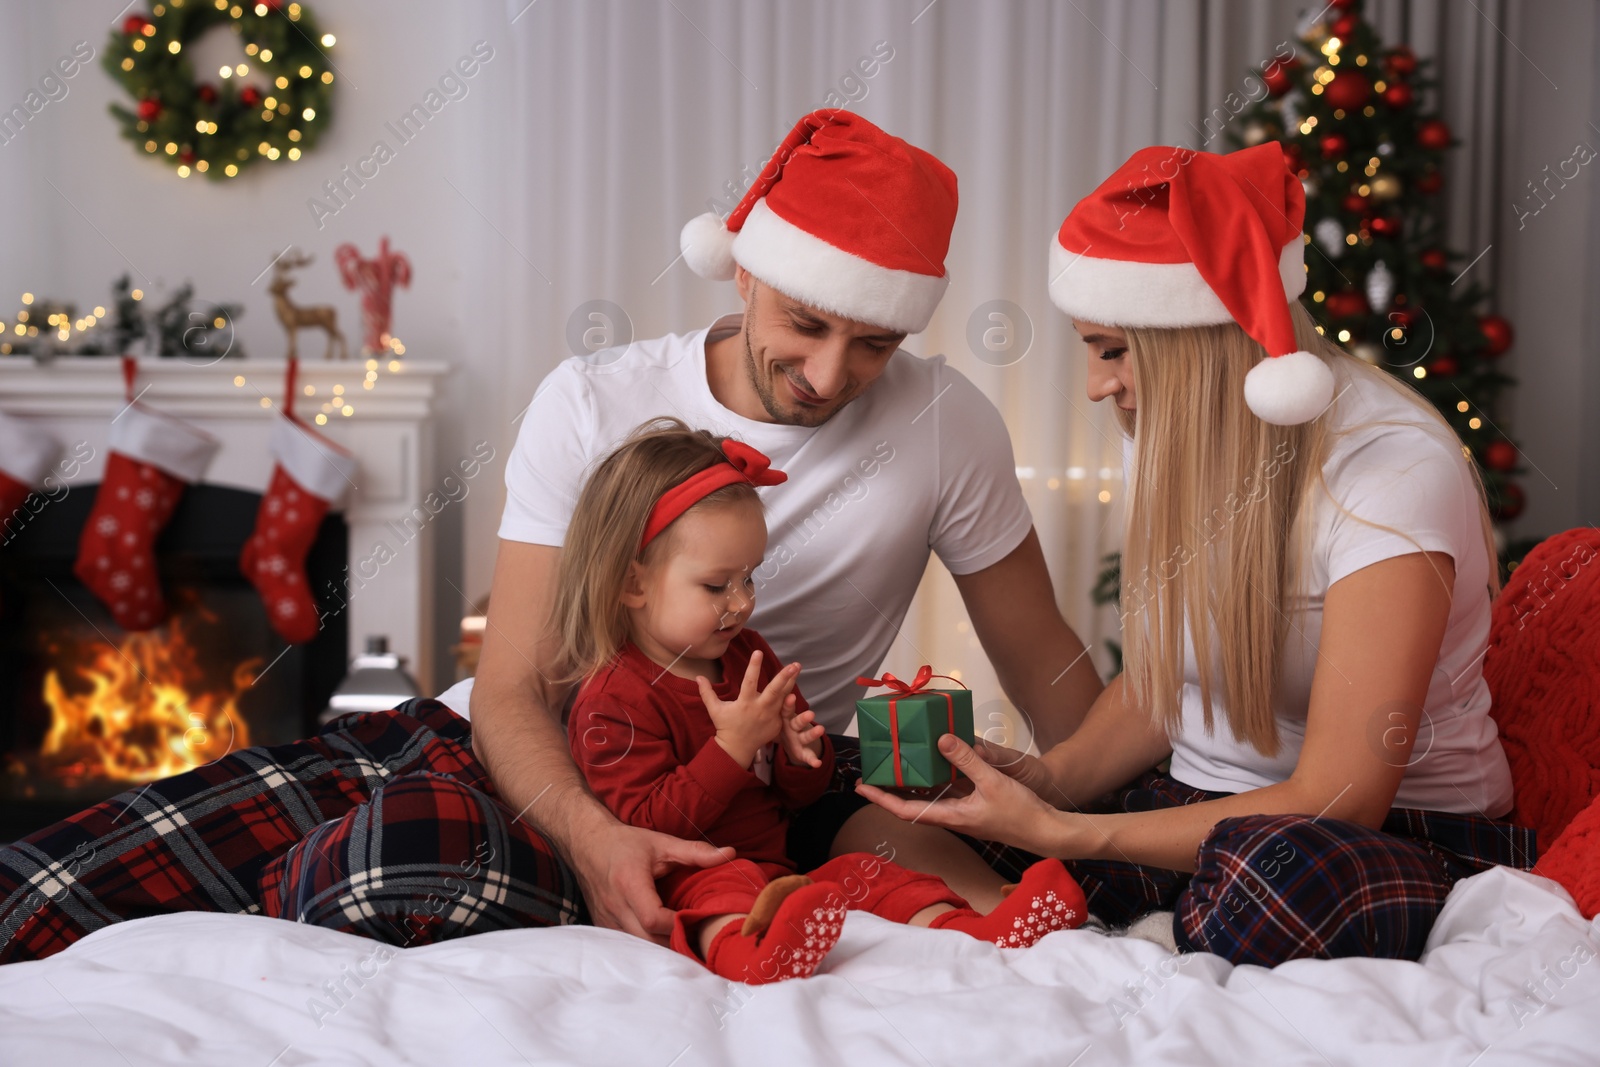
663,851,965,955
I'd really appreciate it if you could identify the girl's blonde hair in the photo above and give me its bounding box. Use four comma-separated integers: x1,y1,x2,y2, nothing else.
1115,301,1500,754
550,417,762,684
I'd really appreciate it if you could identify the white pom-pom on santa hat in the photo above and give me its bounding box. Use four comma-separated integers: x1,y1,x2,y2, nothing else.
680,211,738,281
1243,349,1336,426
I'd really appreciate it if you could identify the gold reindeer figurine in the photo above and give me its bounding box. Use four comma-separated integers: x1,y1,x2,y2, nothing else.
268,250,349,361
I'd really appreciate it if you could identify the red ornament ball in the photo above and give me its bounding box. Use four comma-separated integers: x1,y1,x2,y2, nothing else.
1384,47,1418,78
1383,82,1415,109
240,86,263,108
1389,305,1421,330
1416,170,1444,195
1426,355,1459,377
1493,482,1526,522
1324,290,1370,319
1263,58,1300,97
1342,192,1369,214
1324,70,1372,111
1479,314,1514,356
1368,214,1403,238
136,98,161,122
1417,118,1452,150
1331,13,1361,39
122,15,150,34
1320,132,1351,160
197,84,218,105
1419,248,1449,272
1484,441,1519,472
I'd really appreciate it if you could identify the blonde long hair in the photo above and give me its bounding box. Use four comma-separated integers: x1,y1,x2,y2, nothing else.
550,418,760,685
1116,301,1500,754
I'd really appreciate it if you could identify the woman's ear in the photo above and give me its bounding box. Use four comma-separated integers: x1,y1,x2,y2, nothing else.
619,560,648,609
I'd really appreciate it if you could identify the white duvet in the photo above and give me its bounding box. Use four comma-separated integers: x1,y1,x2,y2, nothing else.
2,867,1598,1065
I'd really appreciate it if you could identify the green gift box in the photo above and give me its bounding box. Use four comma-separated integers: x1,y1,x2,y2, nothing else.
856,675,974,788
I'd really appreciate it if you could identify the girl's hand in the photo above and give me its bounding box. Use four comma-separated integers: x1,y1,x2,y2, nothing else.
780,704,825,769
698,651,799,770
855,733,1060,854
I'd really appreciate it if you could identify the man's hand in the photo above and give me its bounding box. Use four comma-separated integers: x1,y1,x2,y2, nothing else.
697,651,799,768
568,813,735,944
780,703,826,768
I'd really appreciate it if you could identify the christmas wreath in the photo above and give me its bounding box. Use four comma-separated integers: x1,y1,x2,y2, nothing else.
103,0,336,181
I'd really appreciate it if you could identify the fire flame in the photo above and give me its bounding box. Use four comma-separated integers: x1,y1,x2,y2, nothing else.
38,620,257,785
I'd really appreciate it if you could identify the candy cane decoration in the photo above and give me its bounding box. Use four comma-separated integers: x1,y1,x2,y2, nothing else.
335,237,412,356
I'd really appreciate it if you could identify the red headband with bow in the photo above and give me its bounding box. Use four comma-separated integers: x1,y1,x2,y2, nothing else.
639,440,786,551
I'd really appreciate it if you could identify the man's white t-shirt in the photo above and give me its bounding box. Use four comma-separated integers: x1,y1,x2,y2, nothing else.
1150,360,1514,817
498,314,1034,730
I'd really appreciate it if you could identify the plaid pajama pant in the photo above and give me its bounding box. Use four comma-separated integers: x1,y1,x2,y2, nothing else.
0,699,581,965
799,735,1538,968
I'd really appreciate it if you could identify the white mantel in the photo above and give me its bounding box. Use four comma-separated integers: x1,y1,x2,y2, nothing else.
0,357,450,689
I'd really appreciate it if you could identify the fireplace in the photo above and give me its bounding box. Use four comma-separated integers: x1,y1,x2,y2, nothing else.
0,482,347,840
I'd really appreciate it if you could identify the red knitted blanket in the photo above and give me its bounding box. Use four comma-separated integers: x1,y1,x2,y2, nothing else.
1484,527,1600,918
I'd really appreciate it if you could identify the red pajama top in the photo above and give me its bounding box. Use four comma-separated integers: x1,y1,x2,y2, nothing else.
568,629,834,870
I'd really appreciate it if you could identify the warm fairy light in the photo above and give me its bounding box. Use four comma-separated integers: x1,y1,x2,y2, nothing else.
299,65,312,78
1337,329,1351,342
1457,401,1470,412
121,58,134,70
21,292,33,304
389,359,402,371
303,384,316,396
225,164,238,176
1413,367,1427,379
1098,490,1112,503
321,72,334,84
341,404,354,417
131,289,143,300
315,413,327,425
302,107,316,121
332,384,344,395
321,33,336,46
1469,417,1483,429
234,375,246,386
259,397,272,408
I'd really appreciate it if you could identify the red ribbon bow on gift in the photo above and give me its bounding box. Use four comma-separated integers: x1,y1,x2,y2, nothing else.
857,665,967,788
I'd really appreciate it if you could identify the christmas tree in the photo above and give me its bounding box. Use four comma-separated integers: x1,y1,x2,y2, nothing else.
1232,0,1534,567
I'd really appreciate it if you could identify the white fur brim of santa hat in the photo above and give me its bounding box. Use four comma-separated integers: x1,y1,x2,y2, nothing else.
1048,239,1307,329
270,413,358,504
108,403,222,483
1048,143,1336,426
683,200,950,336
0,411,62,486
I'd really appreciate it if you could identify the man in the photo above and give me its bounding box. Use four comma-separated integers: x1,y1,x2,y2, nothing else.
0,110,1100,963
468,109,1104,944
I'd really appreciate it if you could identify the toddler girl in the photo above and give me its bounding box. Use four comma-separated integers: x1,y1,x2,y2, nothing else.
557,419,1085,983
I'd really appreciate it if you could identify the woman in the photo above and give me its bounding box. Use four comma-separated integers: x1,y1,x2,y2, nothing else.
858,143,1536,967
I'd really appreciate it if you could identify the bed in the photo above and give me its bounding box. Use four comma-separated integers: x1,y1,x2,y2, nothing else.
0,864,1595,1065
5,530,1598,1066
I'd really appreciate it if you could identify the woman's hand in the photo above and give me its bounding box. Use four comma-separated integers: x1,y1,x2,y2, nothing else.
780,704,826,768
698,651,799,769
855,732,1063,855
969,738,1060,804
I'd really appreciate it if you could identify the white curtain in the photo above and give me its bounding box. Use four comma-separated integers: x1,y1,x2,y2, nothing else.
458,0,1574,719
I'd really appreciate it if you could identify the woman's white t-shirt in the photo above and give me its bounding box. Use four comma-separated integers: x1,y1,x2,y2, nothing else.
1149,360,1514,817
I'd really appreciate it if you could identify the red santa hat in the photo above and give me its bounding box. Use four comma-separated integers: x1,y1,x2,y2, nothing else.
679,110,957,335
1048,143,1335,426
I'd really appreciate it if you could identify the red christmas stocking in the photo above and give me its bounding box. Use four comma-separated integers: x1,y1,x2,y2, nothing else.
1,410,61,525
240,362,357,643
1,413,63,612
73,359,220,631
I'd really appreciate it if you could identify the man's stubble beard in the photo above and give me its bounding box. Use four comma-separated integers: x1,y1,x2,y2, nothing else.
741,301,857,429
